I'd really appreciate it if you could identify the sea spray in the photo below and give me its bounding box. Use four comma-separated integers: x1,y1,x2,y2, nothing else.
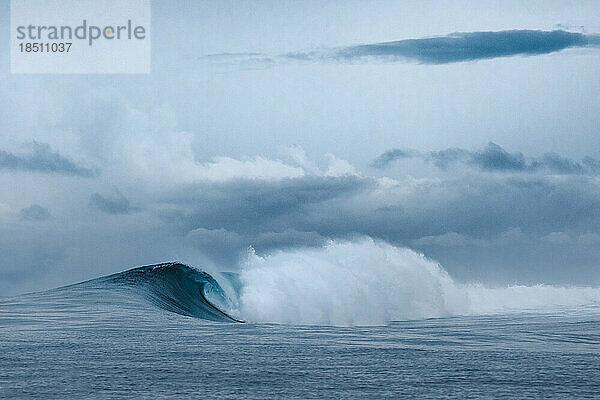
238,238,469,325
237,237,600,325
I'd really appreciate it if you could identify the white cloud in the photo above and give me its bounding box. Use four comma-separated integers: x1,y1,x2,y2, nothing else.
195,156,305,181
542,231,571,244
324,153,358,177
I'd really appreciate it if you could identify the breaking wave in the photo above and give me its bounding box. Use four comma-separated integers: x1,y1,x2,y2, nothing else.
24,238,600,326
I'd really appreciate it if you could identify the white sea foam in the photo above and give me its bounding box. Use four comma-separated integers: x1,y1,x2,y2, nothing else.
238,237,600,325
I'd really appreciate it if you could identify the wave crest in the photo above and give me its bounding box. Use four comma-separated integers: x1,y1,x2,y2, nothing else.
105,263,242,322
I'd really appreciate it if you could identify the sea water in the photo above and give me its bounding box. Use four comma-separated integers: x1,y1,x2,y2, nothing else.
1,239,599,399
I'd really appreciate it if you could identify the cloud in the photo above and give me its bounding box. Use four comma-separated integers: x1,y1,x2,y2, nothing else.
19,205,52,221
369,149,419,168
541,231,572,244
0,142,97,177
199,53,276,71
531,153,585,174
333,30,596,64
162,174,373,234
195,156,305,181
372,142,600,175
162,158,600,247
89,190,139,215
470,142,527,171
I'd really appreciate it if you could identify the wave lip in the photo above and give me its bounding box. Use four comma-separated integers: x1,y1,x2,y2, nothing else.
103,262,243,323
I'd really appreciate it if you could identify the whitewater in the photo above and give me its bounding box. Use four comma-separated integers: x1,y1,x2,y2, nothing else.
235,238,600,325
2,237,600,398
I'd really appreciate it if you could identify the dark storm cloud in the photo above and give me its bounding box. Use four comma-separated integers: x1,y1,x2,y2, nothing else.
0,142,97,177
162,175,373,233
372,142,600,175
332,30,595,64
89,191,139,215
19,205,52,221
287,176,600,246
164,173,600,242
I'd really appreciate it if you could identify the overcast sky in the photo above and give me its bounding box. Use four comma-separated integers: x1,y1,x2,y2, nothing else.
1,1,600,295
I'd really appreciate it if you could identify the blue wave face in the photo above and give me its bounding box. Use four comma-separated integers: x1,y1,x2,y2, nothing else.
96,263,243,322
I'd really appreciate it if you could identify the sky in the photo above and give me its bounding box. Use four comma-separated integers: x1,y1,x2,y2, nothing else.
1,0,600,295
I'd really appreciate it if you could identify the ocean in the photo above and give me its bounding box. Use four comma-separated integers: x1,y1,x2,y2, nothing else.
1,241,600,399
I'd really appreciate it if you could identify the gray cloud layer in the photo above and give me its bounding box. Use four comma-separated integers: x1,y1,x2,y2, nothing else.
162,175,372,233
371,142,600,175
90,191,139,215
332,30,597,64
0,142,97,177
